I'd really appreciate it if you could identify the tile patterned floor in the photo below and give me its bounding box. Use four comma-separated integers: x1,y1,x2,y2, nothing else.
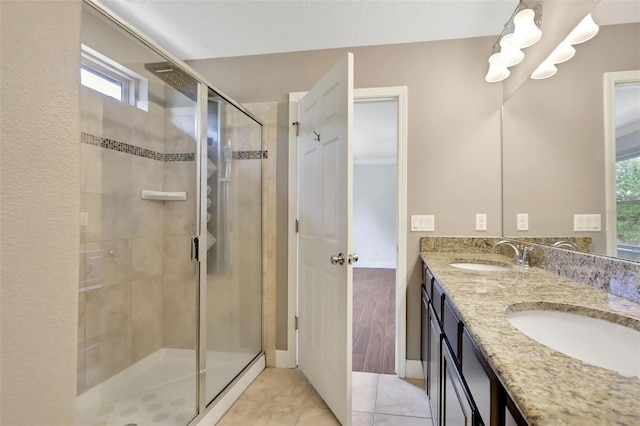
217,369,432,425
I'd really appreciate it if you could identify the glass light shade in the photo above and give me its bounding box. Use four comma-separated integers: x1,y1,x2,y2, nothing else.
499,34,525,67
512,9,542,49
566,13,599,45
485,53,510,83
548,41,576,64
531,60,557,80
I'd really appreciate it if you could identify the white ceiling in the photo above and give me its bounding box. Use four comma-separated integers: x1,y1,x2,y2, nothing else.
101,0,520,60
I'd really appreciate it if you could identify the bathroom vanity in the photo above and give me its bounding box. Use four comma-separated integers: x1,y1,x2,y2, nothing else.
420,252,640,426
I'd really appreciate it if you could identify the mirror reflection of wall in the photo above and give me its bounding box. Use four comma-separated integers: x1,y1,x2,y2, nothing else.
502,0,639,260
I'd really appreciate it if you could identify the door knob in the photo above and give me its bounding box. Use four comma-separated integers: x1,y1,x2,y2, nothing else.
348,253,359,264
330,253,345,265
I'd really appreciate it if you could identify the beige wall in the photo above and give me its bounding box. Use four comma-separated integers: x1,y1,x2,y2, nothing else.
1,1,82,424
190,36,504,359
503,23,640,255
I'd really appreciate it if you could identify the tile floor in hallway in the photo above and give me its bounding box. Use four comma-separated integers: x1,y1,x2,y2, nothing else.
217,368,432,425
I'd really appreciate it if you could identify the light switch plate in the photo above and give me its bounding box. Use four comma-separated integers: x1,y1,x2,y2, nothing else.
476,214,487,231
574,214,601,231
424,215,435,232
410,215,434,232
517,213,529,231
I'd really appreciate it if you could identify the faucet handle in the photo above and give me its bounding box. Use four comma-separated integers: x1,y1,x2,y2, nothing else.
520,246,532,267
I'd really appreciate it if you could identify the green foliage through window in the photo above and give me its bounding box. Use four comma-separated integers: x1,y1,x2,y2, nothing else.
616,156,640,246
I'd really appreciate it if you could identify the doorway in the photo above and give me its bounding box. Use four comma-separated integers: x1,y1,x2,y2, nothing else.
286,86,408,377
352,99,398,374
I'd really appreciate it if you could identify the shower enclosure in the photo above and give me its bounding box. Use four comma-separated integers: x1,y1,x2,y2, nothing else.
77,2,263,425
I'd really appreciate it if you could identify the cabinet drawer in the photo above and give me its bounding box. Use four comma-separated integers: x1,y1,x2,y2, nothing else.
424,264,435,302
443,298,462,361
432,279,445,322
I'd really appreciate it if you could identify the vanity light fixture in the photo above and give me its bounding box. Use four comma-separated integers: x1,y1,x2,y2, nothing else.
486,53,511,83
485,1,542,83
512,7,543,48
530,13,599,80
566,13,600,44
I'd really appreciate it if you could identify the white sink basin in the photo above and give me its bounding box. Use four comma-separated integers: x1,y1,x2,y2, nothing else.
506,308,640,377
449,262,509,272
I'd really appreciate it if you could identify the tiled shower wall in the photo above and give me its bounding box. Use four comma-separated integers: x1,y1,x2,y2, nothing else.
78,87,197,394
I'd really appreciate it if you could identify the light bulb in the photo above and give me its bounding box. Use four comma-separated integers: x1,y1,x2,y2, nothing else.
531,60,557,80
548,41,576,64
499,34,525,67
566,13,599,45
485,53,510,83
512,8,542,49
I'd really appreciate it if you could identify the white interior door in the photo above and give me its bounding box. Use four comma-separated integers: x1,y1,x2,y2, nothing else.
298,53,354,425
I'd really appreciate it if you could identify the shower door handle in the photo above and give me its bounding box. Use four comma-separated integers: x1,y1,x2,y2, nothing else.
191,236,200,262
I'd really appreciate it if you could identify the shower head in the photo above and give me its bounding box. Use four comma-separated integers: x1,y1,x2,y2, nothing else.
145,62,198,101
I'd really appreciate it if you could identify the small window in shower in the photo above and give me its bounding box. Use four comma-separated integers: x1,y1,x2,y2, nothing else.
80,44,149,111
80,66,123,101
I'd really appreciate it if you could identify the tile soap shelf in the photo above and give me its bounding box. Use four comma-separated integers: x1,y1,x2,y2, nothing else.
140,189,187,201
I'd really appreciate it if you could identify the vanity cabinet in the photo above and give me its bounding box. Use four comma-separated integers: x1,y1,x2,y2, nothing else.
422,261,527,426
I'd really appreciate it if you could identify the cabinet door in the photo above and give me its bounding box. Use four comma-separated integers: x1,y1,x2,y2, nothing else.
443,298,462,361
442,341,476,426
461,328,497,426
421,291,429,388
428,302,442,426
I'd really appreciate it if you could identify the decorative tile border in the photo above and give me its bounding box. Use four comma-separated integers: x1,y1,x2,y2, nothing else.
82,133,265,162
232,150,268,160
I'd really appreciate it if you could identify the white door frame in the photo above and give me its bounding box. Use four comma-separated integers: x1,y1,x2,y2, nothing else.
280,86,408,378
604,70,640,256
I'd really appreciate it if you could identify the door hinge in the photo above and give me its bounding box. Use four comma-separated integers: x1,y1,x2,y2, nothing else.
295,219,299,233
292,121,300,137
191,236,200,262
295,316,299,330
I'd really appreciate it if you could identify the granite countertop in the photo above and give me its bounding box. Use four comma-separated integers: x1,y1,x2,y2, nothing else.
420,252,640,426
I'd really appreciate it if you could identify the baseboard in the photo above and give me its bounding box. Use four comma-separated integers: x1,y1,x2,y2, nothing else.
405,359,423,380
275,349,297,368
195,354,265,425
353,262,397,269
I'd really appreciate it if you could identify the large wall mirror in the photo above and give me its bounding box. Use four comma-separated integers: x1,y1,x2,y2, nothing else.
502,0,640,261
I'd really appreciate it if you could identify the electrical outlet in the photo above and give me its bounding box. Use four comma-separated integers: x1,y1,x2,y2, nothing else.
517,213,529,231
476,214,487,231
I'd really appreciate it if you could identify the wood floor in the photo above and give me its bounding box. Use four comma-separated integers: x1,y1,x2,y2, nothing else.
352,268,396,374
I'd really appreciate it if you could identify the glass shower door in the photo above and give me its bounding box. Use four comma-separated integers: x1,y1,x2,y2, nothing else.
78,3,200,426
204,91,263,403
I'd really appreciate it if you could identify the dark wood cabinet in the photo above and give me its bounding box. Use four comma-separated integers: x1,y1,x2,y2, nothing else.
422,261,527,426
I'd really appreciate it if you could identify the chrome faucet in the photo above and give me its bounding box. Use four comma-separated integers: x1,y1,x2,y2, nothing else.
493,240,531,267
553,240,578,250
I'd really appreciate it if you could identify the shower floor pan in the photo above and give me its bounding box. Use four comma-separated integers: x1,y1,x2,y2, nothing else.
77,348,257,426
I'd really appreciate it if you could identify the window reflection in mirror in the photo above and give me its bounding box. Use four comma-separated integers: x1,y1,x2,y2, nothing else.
612,81,640,261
